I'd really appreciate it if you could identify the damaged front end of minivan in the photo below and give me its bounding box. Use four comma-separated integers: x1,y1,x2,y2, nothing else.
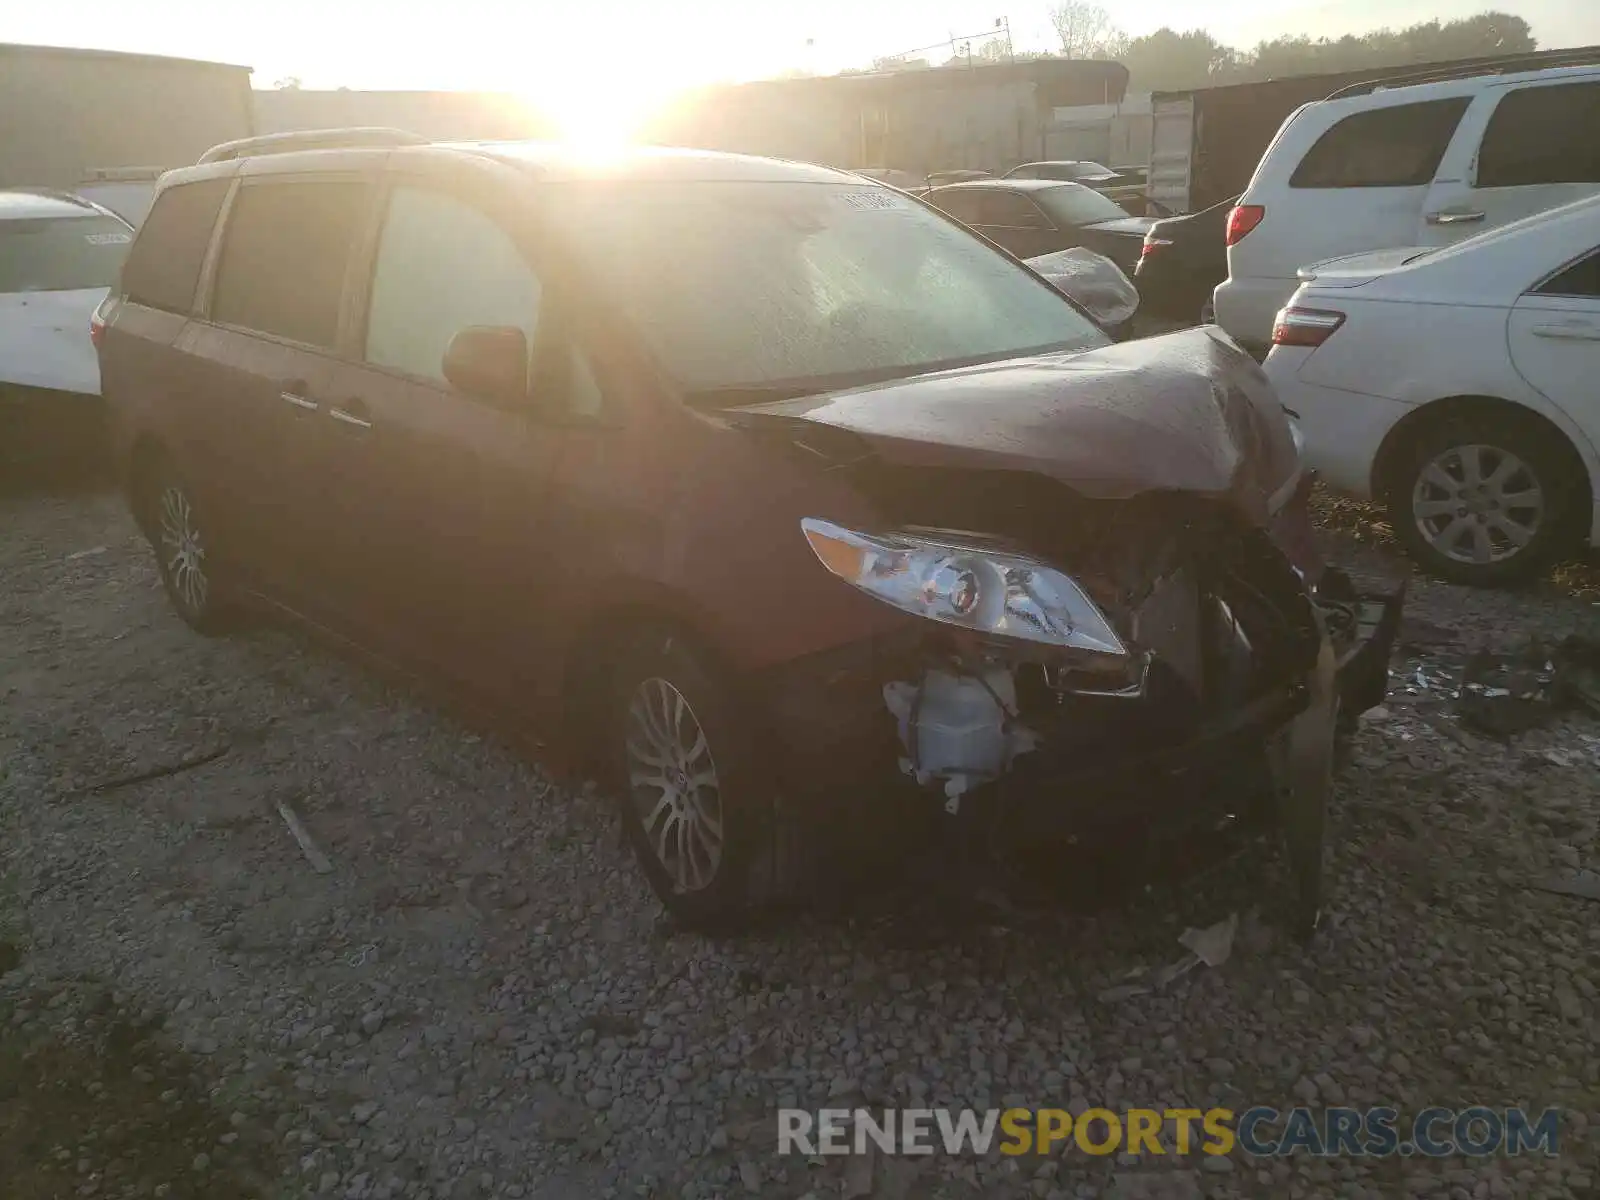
731,328,1402,935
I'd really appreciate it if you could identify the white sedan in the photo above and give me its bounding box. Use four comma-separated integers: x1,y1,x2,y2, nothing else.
1264,195,1600,586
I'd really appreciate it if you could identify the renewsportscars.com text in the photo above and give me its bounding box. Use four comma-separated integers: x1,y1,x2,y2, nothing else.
777,1106,1561,1159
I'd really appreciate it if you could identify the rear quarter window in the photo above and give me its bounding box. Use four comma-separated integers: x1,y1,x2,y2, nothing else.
1289,97,1471,189
1478,81,1600,187
122,179,232,313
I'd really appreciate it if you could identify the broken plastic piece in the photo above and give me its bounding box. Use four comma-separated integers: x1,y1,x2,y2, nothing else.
1179,911,1239,967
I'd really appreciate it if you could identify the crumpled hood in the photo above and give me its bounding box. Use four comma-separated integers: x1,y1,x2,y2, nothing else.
728,326,1297,525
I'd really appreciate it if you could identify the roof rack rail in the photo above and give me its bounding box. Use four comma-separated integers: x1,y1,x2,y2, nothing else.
1324,46,1600,101
198,127,429,164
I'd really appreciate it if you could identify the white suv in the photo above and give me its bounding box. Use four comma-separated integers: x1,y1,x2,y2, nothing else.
1215,64,1600,353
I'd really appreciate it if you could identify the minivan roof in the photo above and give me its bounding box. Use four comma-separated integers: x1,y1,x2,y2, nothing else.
463,142,863,184
173,139,866,188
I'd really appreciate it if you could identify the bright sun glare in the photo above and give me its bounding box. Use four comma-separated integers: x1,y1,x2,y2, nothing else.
527,71,688,150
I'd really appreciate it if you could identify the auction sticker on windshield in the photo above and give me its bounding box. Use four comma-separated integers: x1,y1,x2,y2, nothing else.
834,190,911,211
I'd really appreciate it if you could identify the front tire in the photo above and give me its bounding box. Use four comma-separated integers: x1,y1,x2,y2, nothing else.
1388,410,1581,587
608,632,771,931
138,457,231,634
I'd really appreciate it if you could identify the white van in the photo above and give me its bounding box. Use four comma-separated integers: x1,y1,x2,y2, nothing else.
1214,64,1600,353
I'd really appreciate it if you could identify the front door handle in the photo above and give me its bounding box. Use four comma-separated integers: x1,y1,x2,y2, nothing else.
1531,322,1600,341
329,400,372,430
280,379,318,411
1425,210,1486,225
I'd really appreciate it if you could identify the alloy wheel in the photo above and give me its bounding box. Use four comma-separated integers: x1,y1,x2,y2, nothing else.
1411,443,1544,567
157,484,209,615
624,677,725,894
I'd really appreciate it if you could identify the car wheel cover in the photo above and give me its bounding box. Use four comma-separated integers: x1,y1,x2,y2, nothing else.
1411,443,1544,567
158,484,209,614
625,677,725,894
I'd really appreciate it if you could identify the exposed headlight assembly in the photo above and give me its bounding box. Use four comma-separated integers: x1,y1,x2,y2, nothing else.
801,518,1127,658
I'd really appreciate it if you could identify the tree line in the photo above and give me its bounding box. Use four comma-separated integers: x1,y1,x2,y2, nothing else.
860,8,1542,91
1042,5,1538,93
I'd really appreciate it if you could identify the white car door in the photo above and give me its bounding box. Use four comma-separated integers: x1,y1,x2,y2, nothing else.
1420,76,1600,246
1241,95,1475,275
1507,247,1600,429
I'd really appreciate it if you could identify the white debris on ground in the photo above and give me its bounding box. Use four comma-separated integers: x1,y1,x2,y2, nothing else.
2,489,1599,1200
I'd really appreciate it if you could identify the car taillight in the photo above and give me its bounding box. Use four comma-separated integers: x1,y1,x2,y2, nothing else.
1272,306,1345,348
1225,204,1265,246
1140,237,1172,259
90,296,115,349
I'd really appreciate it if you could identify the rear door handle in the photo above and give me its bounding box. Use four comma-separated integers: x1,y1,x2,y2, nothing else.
329,399,372,430
1531,322,1600,341
280,379,318,411
1424,210,1486,225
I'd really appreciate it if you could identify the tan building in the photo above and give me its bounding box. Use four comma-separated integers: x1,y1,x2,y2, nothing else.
0,43,254,191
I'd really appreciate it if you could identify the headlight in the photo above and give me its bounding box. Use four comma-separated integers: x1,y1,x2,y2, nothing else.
800,518,1126,657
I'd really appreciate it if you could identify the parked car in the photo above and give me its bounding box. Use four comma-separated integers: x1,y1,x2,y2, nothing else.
100,138,1400,934
1265,194,1600,586
849,167,927,194
1,189,134,483
1135,195,1237,325
1144,47,1600,218
1005,161,1161,216
1005,160,1120,184
1216,63,1600,354
925,169,993,187
926,179,1155,274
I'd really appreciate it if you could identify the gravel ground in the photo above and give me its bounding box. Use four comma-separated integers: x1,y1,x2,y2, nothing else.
2,487,1599,1200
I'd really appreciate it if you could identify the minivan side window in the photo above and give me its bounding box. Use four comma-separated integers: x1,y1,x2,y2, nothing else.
363,186,541,387
1478,82,1600,188
1289,98,1471,189
1537,249,1600,298
121,179,230,313
210,180,368,348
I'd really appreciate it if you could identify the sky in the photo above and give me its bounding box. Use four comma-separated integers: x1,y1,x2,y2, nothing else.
7,0,1600,135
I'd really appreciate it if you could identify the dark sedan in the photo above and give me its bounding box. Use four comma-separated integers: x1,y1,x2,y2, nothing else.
1134,194,1238,325
1004,161,1165,216
926,179,1155,274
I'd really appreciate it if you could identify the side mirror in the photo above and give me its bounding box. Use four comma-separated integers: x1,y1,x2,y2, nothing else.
441,326,529,406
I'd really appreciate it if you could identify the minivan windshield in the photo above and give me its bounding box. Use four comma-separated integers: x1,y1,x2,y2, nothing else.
1034,184,1129,228
550,181,1107,399
0,215,132,293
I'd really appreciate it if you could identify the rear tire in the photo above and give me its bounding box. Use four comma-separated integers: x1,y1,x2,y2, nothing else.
137,454,233,634
1387,409,1581,587
607,630,772,931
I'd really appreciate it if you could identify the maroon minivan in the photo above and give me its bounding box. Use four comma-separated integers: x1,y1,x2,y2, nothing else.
99,138,1400,935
